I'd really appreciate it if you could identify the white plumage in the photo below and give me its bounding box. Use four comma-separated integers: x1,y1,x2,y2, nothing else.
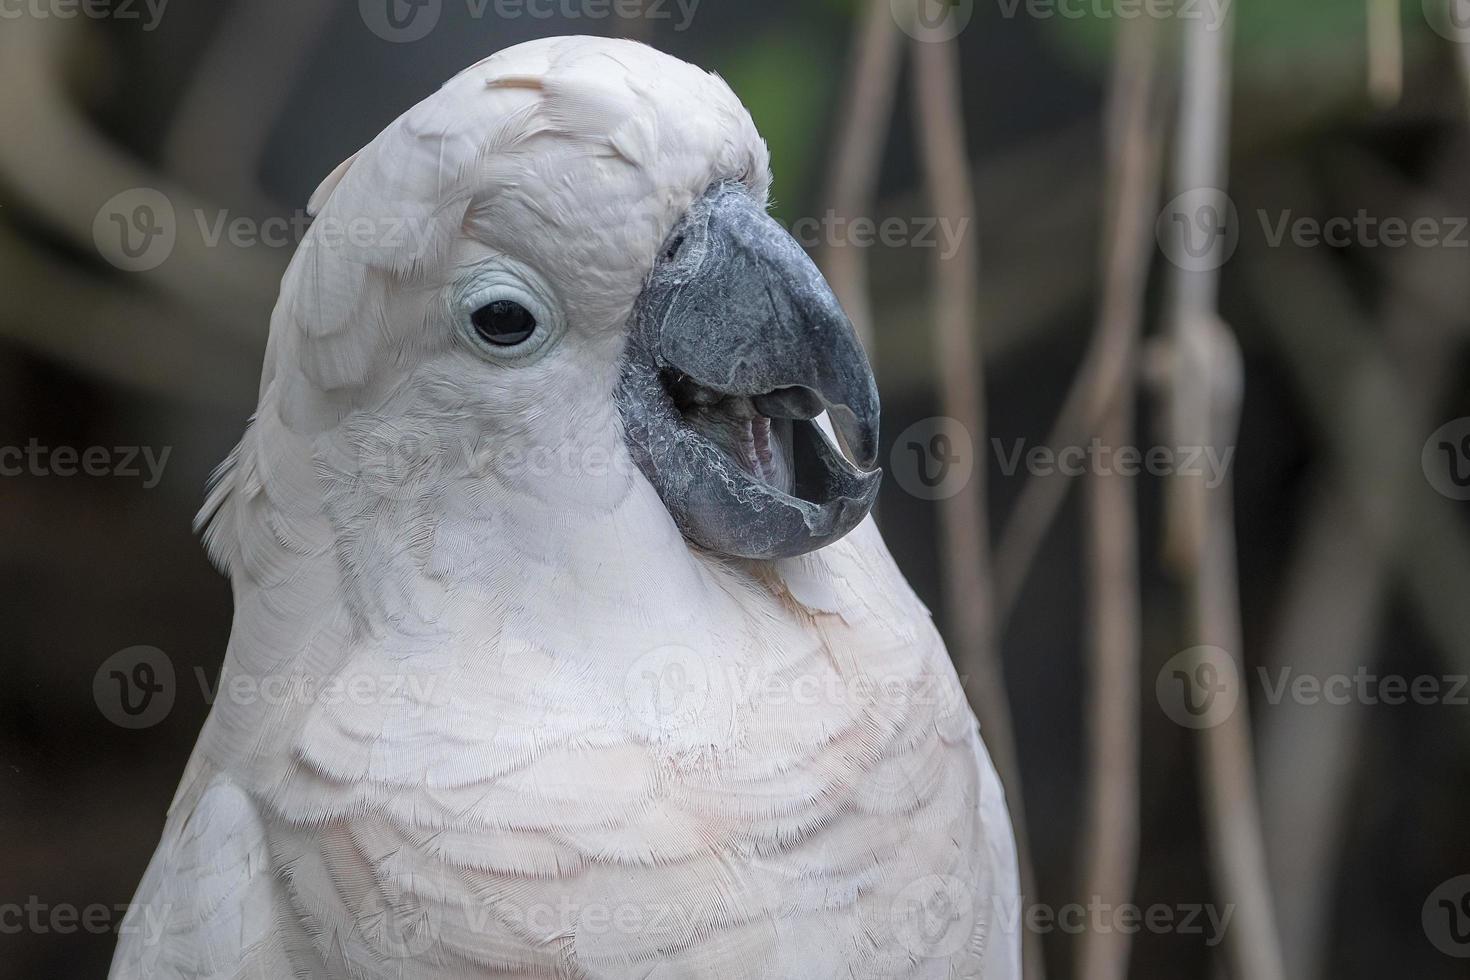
112,36,1019,979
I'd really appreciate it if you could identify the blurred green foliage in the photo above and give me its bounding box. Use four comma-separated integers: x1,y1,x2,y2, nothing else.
1037,0,1447,83
720,23,844,218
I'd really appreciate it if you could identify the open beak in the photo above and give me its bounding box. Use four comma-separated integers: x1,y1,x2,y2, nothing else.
616,181,881,560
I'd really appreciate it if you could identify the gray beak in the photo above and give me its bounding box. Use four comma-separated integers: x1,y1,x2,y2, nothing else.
616,181,881,560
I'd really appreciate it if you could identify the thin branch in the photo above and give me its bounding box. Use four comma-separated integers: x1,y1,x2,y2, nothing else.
0,19,275,405
0,18,282,337
909,25,1044,980
1243,238,1470,721
0,221,258,407
1258,485,1381,980
870,123,1103,393
1367,0,1403,107
1077,391,1141,980
1162,7,1286,980
1076,16,1162,980
817,0,905,353
1455,7,1470,111
988,65,1163,628
163,0,337,210
1256,145,1468,980
990,310,1130,626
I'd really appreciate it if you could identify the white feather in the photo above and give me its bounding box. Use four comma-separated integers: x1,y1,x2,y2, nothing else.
114,36,1019,980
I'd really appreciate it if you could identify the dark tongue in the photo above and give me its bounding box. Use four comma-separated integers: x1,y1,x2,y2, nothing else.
752,386,823,421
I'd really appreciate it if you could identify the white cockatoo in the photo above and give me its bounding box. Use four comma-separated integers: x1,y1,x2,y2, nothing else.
112,36,1019,980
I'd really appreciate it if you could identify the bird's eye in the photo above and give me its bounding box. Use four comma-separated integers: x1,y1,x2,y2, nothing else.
454,263,560,363
471,300,537,346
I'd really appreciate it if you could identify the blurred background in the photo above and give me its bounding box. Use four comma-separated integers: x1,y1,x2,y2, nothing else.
3,0,1470,977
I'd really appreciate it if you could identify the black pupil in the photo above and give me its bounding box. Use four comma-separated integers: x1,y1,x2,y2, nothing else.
471,301,537,346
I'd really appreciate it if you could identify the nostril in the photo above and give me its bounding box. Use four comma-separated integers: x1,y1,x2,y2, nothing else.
663,233,687,262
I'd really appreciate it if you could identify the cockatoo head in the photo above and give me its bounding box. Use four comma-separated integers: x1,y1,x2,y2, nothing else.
251,36,878,564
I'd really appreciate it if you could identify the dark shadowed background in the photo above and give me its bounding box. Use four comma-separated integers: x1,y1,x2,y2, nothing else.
3,0,1469,977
